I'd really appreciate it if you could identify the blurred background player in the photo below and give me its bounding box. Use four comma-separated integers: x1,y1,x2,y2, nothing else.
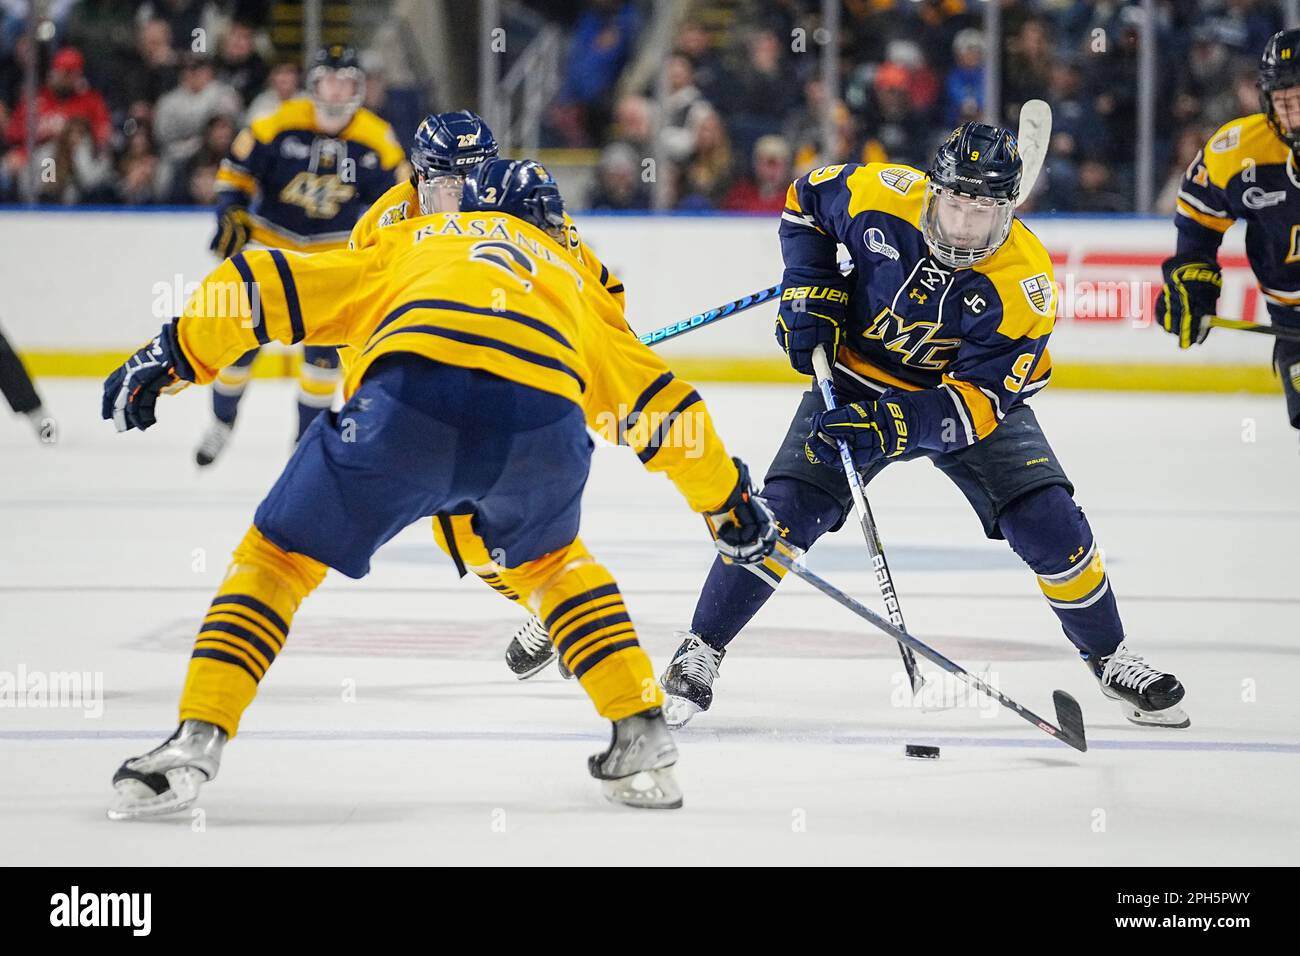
1155,28,1300,445
661,122,1189,731
194,45,407,466
0,320,47,441
100,159,775,813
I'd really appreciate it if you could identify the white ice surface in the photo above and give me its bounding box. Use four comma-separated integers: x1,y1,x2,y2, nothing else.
1,379,1297,865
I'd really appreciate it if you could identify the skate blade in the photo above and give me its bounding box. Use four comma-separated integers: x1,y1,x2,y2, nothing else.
661,695,701,729
1121,702,1190,729
107,767,205,821
600,767,683,810
508,654,557,681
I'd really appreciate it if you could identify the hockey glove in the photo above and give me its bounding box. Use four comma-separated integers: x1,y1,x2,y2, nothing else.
806,399,910,471
775,280,849,375
705,457,777,565
1155,255,1221,349
101,320,196,432
210,206,253,260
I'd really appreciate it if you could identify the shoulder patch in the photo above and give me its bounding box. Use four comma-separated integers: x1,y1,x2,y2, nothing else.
1209,124,1241,153
878,167,924,195
378,201,410,229
1020,273,1054,316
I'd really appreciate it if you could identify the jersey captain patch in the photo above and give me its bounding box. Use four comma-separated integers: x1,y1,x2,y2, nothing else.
1020,273,1054,316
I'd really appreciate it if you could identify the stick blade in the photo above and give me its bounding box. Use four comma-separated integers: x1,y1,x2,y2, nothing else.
1015,99,1052,208
1051,690,1087,752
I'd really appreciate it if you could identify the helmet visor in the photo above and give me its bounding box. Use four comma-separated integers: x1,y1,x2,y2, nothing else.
310,67,363,126
1269,86,1300,137
418,173,464,215
921,184,1013,267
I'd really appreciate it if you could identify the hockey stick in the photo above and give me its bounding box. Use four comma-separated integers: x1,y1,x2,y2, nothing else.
1015,99,1052,208
766,538,1088,752
1206,315,1300,344
638,283,782,346
811,346,922,694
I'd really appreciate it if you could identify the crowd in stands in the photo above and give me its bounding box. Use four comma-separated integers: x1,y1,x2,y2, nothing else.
0,0,1290,213
0,0,412,205
553,0,1287,214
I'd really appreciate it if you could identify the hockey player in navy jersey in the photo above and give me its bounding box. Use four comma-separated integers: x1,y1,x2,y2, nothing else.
194,45,408,466
1156,28,1300,441
661,122,1190,731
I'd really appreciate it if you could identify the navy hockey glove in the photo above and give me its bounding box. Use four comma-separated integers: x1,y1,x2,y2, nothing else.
101,320,196,432
210,206,253,259
775,281,849,375
806,399,910,470
705,458,777,565
1155,255,1221,349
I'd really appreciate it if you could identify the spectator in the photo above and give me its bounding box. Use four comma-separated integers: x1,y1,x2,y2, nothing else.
716,28,798,157
860,62,934,168
0,31,41,106
185,148,221,204
677,106,733,210
246,60,300,123
586,141,650,210
5,48,111,157
360,49,421,150
659,53,710,164
945,28,985,127
115,122,165,205
1074,158,1128,212
555,0,641,145
674,20,723,103
136,0,221,54
152,52,238,168
1003,17,1054,113
610,93,655,155
109,17,179,117
722,134,792,213
32,115,113,204
215,20,267,110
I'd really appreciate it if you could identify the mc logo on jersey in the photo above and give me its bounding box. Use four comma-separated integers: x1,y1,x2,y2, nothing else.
864,306,960,371
1020,273,1054,316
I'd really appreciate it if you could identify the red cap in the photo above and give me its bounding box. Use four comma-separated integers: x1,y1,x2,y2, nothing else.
51,48,84,74
874,62,910,92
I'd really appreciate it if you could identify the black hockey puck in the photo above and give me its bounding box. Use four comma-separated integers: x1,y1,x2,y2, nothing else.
905,744,940,759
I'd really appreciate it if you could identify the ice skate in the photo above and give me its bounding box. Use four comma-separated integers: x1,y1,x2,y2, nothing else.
588,707,682,809
504,616,555,679
107,720,227,820
660,632,724,729
1086,642,1189,728
195,420,233,467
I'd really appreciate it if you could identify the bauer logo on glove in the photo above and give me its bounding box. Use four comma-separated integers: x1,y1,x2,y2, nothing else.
1155,255,1222,350
806,399,910,470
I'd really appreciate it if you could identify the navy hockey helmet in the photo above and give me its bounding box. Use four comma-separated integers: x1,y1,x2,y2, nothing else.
411,110,499,214
1259,29,1300,150
922,122,1022,269
461,158,566,242
307,45,364,130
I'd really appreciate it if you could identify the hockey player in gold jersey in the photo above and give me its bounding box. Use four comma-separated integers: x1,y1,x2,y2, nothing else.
100,159,776,814
349,113,630,681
